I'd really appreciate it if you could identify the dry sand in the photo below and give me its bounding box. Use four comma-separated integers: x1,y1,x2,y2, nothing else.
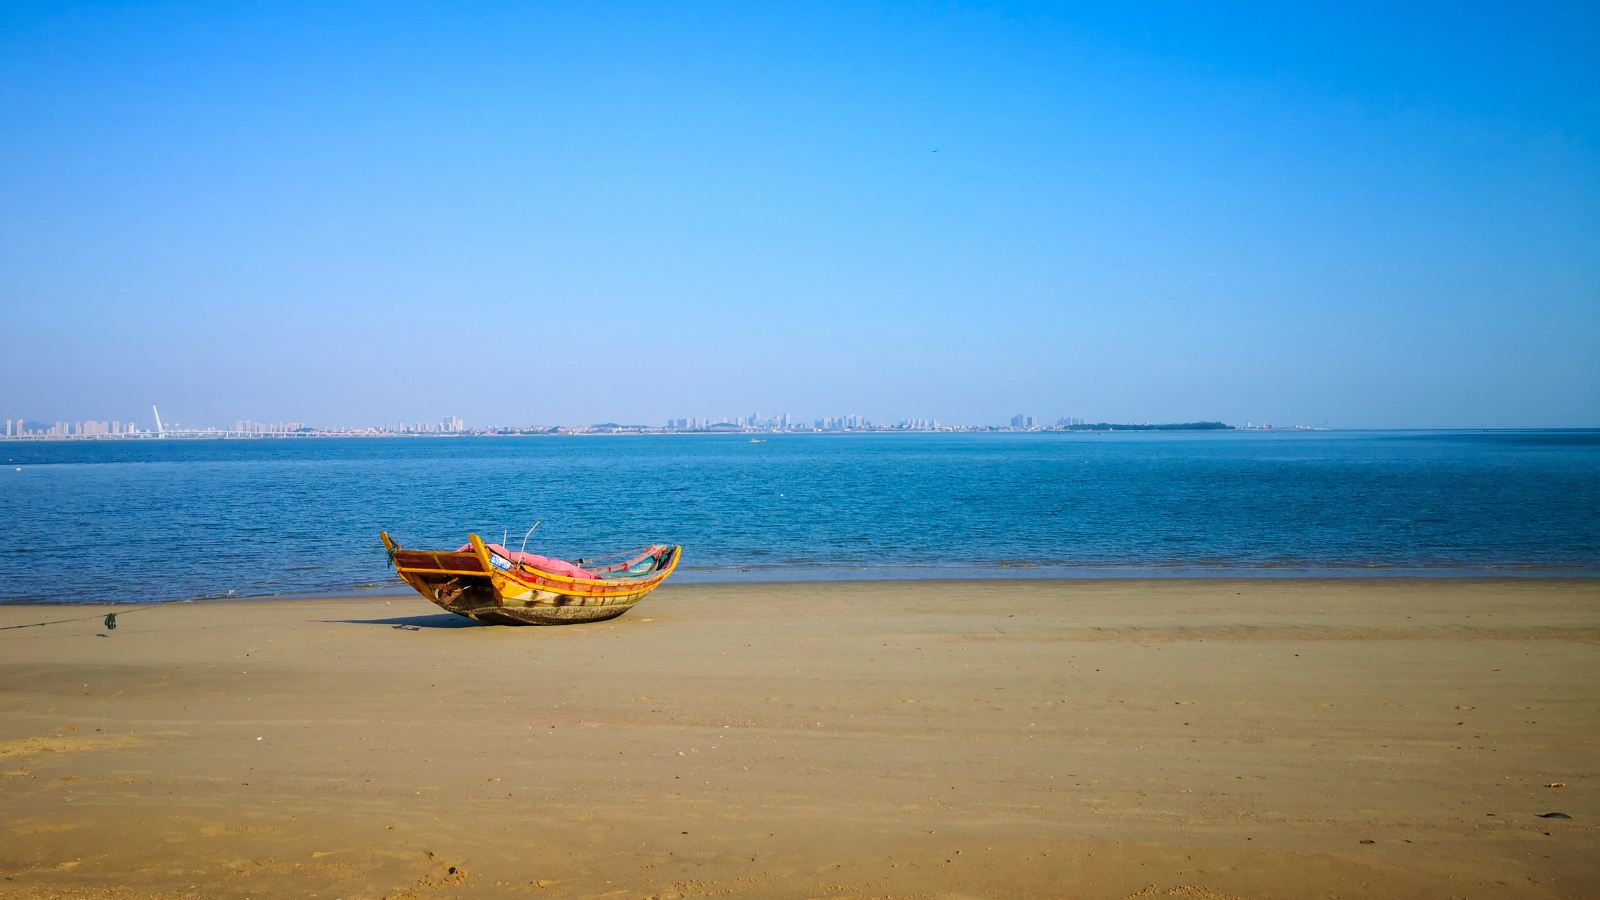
1,579,1596,899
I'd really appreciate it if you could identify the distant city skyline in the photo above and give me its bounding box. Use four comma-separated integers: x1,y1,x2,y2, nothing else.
1,5,1595,428
6,401,1323,438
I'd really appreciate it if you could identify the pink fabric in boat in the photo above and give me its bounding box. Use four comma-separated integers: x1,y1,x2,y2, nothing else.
457,543,597,579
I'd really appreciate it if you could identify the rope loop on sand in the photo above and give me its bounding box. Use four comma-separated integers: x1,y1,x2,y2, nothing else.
0,600,180,632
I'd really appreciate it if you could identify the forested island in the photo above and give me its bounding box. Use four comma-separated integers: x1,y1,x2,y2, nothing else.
1061,422,1233,431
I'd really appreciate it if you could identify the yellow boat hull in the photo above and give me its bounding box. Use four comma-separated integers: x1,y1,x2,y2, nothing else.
379,531,680,626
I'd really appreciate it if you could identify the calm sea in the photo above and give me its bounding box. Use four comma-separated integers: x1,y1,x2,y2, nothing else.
1,430,1597,603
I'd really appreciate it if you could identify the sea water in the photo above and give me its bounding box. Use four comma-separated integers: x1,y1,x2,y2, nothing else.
1,430,1597,603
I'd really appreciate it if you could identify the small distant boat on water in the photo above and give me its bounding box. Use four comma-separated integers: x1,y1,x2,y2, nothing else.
748,438,766,443
379,531,681,625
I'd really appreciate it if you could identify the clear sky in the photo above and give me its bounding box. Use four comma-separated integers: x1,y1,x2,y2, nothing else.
1,2,1596,428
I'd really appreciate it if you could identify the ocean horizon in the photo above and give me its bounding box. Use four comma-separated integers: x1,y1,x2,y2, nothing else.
2,429,1597,604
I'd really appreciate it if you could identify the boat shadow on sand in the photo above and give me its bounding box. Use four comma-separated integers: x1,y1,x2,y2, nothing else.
323,613,479,629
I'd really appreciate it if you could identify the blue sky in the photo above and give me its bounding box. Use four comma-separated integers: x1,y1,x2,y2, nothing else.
1,1,1596,428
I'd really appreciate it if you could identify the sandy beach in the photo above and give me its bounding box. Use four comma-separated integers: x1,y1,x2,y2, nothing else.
1,579,1596,899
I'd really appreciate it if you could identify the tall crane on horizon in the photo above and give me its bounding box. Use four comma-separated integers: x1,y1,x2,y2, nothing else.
152,404,165,438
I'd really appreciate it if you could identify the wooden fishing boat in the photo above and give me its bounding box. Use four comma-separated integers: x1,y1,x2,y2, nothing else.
379,531,681,625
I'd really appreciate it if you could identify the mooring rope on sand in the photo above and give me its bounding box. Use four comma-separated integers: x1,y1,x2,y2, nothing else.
0,557,371,634
0,601,178,632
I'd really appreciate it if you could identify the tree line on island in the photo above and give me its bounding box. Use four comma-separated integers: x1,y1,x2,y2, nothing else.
1060,421,1232,431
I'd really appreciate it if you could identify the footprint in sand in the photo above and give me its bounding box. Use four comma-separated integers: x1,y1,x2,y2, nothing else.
224,856,281,876
411,851,469,890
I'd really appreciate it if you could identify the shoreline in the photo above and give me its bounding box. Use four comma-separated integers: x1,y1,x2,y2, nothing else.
4,571,1599,607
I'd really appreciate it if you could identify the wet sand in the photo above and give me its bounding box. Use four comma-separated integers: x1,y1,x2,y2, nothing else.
1,579,1597,899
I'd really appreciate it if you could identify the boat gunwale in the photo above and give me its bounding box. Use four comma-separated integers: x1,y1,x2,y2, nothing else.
467,534,680,592
383,532,679,596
